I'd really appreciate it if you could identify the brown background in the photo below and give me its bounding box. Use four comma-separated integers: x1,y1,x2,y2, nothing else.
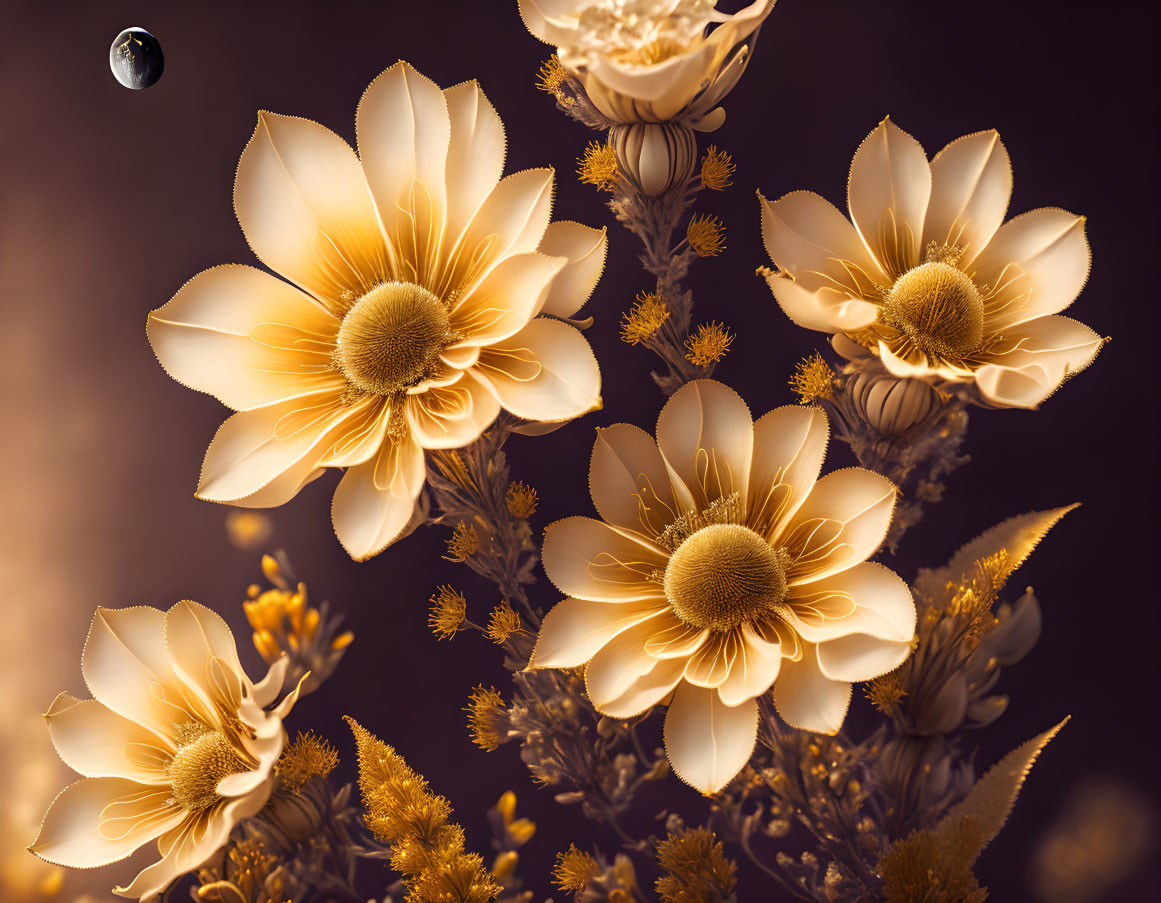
1,1,1157,900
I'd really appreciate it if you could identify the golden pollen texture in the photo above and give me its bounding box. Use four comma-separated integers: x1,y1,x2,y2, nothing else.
663,524,788,632
169,724,248,811
335,282,452,395
880,262,985,361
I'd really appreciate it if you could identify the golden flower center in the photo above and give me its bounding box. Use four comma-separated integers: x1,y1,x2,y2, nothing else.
169,723,247,811
663,524,788,632
880,262,985,361
334,282,453,395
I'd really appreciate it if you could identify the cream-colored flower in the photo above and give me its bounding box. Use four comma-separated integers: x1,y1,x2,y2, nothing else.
529,379,915,793
760,119,1104,409
29,602,300,900
519,0,776,129
148,62,606,561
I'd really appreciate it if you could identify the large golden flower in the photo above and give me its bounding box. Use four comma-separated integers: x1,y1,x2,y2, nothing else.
529,380,915,793
149,62,606,561
520,0,776,129
760,119,1104,408
29,602,300,899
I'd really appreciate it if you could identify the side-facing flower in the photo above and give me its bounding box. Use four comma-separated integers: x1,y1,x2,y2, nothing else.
519,0,776,129
149,62,606,561
760,119,1104,408
529,379,915,793
30,602,300,899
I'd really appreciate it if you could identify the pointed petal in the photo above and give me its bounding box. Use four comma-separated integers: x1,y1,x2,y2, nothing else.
717,625,783,707
529,597,668,669
763,269,880,334
442,80,506,247
772,645,851,734
541,516,668,603
787,561,916,643
748,405,830,542
656,379,753,510
330,434,426,561
474,318,601,422
974,315,1104,408
537,222,608,318
664,684,758,794
924,130,1012,268
45,694,172,784
590,423,682,539
586,617,682,716
450,252,565,345
164,601,248,713
847,119,931,278
234,112,390,311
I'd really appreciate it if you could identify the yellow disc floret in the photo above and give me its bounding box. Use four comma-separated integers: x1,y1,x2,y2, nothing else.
664,524,788,631
335,282,455,395
169,723,248,810
879,262,984,361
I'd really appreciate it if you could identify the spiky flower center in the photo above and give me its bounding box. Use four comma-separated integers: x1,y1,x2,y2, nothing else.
169,723,248,810
880,262,984,361
334,282,454,395
664,524,788,632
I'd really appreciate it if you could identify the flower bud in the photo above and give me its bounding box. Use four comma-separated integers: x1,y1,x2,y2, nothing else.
847,370,939,438
609,122,696,196
979,590,1042,666
966,694,1009,728
914,672,968,736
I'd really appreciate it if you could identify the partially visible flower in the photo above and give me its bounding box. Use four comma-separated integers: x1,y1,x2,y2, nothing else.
553,844,600,892
30,602,301,900
760,119,1104,408
530,380,915,793
655,827,737,903
148,62,606,561
684,322,732,366
519,0,777,130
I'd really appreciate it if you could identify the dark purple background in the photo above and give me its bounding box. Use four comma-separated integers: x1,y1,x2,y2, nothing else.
1,1,1157,900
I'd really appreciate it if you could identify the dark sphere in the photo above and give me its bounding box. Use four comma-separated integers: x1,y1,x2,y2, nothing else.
109,27,164,90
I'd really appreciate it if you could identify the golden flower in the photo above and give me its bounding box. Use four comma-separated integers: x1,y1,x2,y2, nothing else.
148,62,607,561
519,0,777,130
429,585,467,640
684,322,733,366
759,119,1104,408
529,379,915,793
30,602,301,899
685,214,725,257
620,290,670,345
700,146,734,190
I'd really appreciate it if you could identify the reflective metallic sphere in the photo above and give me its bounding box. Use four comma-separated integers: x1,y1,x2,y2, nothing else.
109,27,164,90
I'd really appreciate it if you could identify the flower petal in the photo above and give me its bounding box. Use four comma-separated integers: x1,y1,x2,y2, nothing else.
815,634,912,682
590,423,682,539
663,683,758,794
787,561,915,643
717,624,783,707
973,208,1091,329
330,434,426,561
29,778,183,869
164,601,248,714
541,516,668,603
759,190,887,295
748,405,830,542
529,597,668,669
847,118,931,278
474,318,601,422
783,468,897,583
684,630,741,689
655,379,753,510
586,616,683,716
923,130,1012,268
537,221,608,318
148,265,342,412
974,315,1104,408
234,112,390,312
196,395,376,507
451,252,565,345
772,644,851,734
45,694,172,784
442,80,506,248
406,372,499,449
356,62,450,285
763,270,880,334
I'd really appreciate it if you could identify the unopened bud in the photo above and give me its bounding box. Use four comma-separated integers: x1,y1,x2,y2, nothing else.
848,369,939,438
609,122,696,196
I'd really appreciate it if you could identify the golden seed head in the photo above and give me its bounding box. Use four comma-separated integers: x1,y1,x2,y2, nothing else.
880,262,984,361
428,585,467,641
465,686,508,752
700,146,735,190
790,351,836,404
620,290,670,345
334,281,455,395
536,54,567,96
445,520,479,563
278,731,339,792
685,321,734,367
506,481,539,519
578,141,619,191
865,670,907,713
553,844,601,892
485,600,523,644
664,524,789,632
169,724,248,811
686,214,725,257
